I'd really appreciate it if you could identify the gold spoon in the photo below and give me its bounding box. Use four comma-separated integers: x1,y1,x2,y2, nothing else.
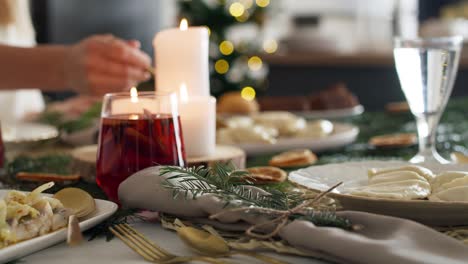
177,226,289,264
54,188,96,246
67,215,83,246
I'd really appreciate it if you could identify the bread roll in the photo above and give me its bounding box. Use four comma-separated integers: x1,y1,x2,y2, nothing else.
217,92,259,114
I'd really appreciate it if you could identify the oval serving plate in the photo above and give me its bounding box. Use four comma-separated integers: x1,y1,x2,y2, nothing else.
235,122,359,156
293,104,365,119
0,190,117,263
289,160,468,226
2,122,59,147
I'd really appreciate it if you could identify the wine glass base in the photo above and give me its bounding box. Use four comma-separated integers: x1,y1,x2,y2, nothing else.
409,152,451,164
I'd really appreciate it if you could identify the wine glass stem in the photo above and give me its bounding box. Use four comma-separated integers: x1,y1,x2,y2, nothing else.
415,113,440,156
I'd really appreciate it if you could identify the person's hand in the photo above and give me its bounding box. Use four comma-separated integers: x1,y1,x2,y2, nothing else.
64,34,151,96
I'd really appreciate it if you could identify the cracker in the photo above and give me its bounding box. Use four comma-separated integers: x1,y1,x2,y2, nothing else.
246,166,287,183
369,133,416,148
385,101,410,114
269,149,317,168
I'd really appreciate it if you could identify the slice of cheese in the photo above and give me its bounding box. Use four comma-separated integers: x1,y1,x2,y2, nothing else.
368,165,435,182
429,171,468,202
429,186,468,202
350,179,431,200
368,171,427,185
431,171,468,193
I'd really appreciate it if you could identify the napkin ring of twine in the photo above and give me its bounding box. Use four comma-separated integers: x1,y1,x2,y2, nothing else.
210,182,343,240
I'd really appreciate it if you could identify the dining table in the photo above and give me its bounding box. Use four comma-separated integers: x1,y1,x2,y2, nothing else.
19,221,317,264
4,96,468,264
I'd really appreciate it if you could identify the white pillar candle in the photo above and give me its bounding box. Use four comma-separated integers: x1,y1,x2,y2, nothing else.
154,19,210,97
179,96,216,157
154,19,216,158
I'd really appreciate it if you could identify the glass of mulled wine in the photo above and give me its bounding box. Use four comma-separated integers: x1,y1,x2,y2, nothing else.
96,90,186,202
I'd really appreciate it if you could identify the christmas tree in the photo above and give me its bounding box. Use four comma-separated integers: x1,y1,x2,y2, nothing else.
178,0,277,99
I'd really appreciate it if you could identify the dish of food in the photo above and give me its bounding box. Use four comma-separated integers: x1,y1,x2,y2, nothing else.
289,161,468,226
257,83,362,118
0,184,117,263
218,83,364,119
217,111,358,155
0,183,70,248
293,104,364,119
1,123,59,146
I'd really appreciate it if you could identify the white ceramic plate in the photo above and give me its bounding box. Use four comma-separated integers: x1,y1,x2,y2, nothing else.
2,123,59,145
234,122,359,155
289,161,468,226
0,190,118,263
293,105,364,119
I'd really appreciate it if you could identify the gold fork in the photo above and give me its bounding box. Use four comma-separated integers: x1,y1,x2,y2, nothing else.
109,224,229,264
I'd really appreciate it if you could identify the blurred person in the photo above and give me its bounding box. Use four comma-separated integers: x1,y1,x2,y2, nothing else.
0,0,151,121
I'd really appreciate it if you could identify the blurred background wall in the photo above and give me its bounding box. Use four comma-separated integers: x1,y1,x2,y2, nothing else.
28,0,468,110
31,0,176,57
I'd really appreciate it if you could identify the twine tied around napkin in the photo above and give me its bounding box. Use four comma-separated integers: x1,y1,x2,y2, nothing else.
118,166,468,264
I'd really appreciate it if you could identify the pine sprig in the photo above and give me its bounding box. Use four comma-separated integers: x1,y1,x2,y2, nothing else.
159,163,355,237
292,212,354,230
160,163,293,210
39,102,101,133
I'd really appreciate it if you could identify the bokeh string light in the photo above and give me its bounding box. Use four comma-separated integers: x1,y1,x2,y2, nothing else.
229,2,245,17
179,1,271,97
248,56,263,71
215,59,229,74
256,0,270,8
263,39,278,54
241,86,256,101
219,40,234,55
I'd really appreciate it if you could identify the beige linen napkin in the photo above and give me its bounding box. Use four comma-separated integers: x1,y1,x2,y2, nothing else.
119,166,468,264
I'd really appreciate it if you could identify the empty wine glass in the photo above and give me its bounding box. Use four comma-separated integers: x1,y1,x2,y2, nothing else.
394,36,463,164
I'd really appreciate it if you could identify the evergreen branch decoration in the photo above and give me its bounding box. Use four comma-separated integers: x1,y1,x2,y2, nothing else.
7,155,73,176
293,212,354,230
159,162,354,239
39,102,102,133
160,163,292,210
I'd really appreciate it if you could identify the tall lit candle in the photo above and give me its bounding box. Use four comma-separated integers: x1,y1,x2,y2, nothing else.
154,19,209,97
154,19,216,158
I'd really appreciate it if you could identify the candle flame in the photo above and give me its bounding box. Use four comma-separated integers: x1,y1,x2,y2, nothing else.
130,87,138,103
129,114,139,120
180,18,188,31
179,83,189,102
